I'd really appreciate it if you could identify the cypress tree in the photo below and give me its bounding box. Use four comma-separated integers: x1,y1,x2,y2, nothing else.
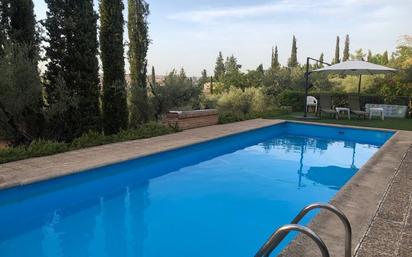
225,55,239,73
201,69,207,80
287,35,298,67
271,46,280,70
0,0,10,55
64,0,100,136
367,50,373,62
343,34,350,62
128,0,150,126
382,51,389,65
333,36,340,64
318,53,325,68
100,0,128,135
198,69,208,88
214,51,225,80
150,66,156,87
9,0,39,60
42,0,66,105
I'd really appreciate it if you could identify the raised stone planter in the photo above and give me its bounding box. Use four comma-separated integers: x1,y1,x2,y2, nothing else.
164,109,219,130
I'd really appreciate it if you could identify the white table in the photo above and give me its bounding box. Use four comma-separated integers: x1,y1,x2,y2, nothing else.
336,107,350,120
369,107,385,120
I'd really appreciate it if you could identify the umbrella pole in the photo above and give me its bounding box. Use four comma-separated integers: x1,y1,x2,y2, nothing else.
304,58,310,118
358,74,362,95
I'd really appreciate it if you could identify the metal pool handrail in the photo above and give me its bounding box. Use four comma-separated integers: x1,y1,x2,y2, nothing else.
255,203,351,257
254,224,330,257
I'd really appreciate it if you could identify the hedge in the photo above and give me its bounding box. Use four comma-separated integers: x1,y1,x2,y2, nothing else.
0,123,177,164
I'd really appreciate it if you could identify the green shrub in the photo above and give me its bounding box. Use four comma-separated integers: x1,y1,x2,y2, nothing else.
277,90,305,111
218,109,288,124
0,140,68,163
70,131,112,149
199,94,219,109
216,87,270,115
116,122,177,141
0,123,176,164
26,140,69,157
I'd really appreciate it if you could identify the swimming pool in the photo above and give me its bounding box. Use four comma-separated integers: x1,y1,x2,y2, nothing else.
0,122,393,257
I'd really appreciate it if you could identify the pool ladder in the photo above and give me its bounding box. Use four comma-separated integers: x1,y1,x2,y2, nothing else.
254,203,352,257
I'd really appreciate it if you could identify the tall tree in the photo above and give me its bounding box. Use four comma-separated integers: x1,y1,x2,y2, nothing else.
367,50,373,62
225,55,239,73
42,0,66,105
0,0,10,55
9,0,39,60
128,0,150,126
150,66,156,87
64,0,101,137
288,36,298,67
0,43,43,145
198,69,208,88
382,51,389,65
5,0,43,140
318,53,325,68
214,51,225,80
271,46,280,70
100,0,128,135
343,34,350,62
351,49,366,61
333,36,340,64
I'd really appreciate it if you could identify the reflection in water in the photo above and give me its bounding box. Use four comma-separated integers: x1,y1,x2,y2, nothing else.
37,182,151,257
306,166,357,190
42,212,63,257
89,198,107,257
126,183,150,257
263,136,359,189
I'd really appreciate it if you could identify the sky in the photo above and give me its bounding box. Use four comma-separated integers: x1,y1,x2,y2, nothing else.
33,0,412,76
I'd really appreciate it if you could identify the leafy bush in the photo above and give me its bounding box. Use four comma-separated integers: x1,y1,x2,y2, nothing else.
70,131,111,149
218,87,253,115
0,123,176,164
149,69,202,121
115,122,177,141
0,140,68,163
199,94,219,109
277,90,305,111
218,109,288,124
216,87,269,116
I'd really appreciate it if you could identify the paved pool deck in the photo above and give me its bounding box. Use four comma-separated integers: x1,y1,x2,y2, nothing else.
0,119,411,257
0,119,282,190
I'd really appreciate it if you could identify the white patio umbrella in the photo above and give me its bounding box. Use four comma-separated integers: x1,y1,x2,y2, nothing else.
313,60,397,94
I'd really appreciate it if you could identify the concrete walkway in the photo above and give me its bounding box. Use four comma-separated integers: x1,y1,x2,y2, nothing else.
355,145,412,257
0,119,281,190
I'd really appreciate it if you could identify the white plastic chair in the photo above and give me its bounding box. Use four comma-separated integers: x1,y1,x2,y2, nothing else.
306,96,318,113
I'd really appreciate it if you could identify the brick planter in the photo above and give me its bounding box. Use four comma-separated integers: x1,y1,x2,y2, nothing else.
164,109,219,130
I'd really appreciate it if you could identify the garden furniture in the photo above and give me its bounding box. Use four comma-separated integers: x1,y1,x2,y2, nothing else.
318,95,337,119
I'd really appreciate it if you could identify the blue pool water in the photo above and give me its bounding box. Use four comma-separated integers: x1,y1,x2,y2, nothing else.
0,122,393,257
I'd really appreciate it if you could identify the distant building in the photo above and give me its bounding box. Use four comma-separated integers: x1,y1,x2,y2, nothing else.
203,82,213,94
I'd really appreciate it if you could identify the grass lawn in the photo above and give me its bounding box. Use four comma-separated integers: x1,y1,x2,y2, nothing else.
268,112,412,131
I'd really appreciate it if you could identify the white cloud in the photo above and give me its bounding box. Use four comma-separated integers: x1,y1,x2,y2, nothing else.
154,0,412,75
167,0,412,23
